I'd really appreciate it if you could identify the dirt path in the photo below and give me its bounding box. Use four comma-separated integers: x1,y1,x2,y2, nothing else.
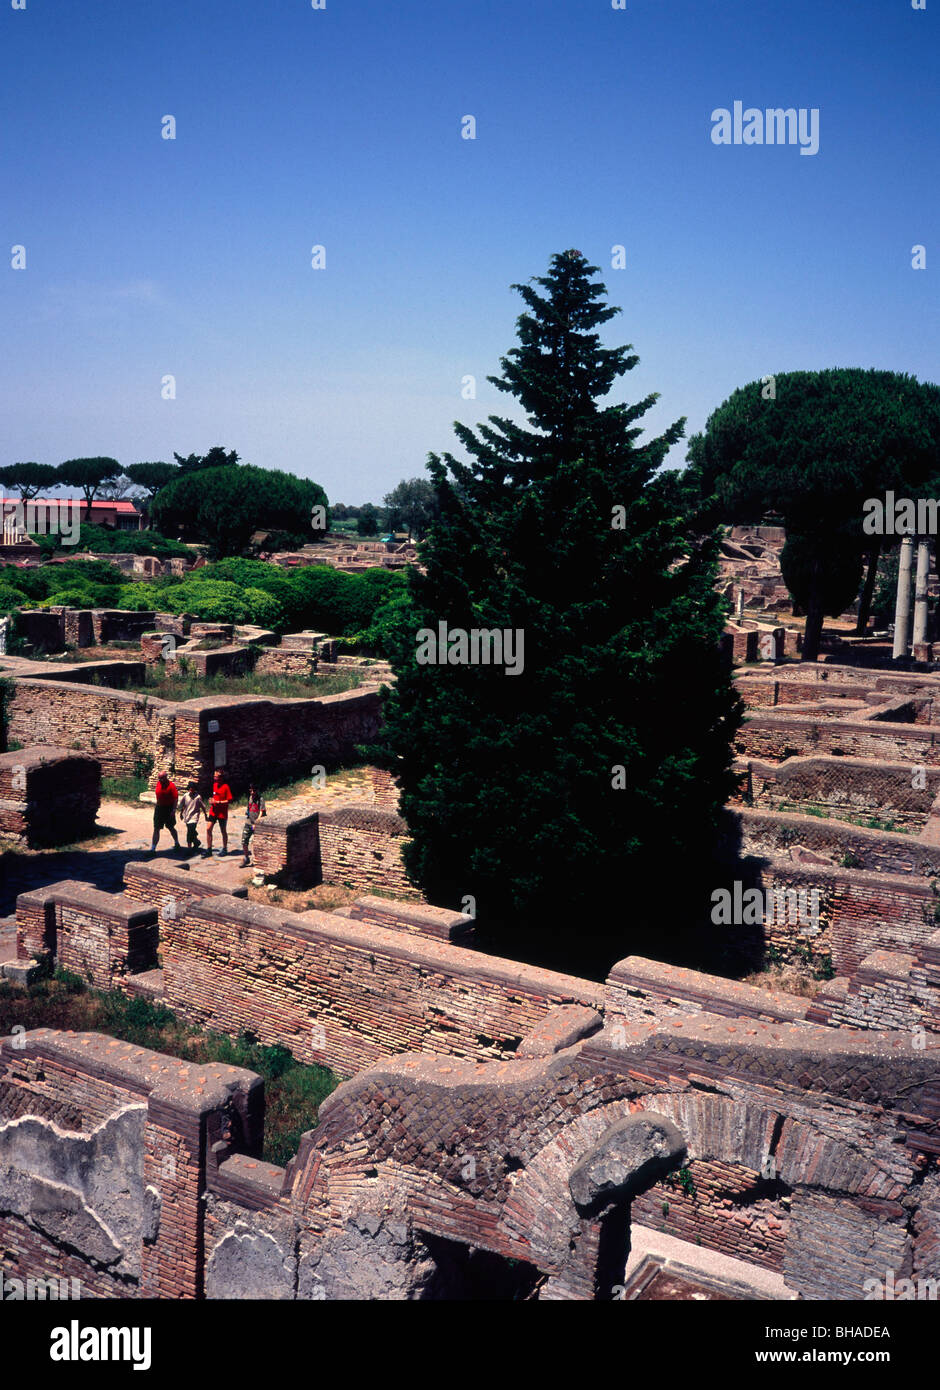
0,769,378,919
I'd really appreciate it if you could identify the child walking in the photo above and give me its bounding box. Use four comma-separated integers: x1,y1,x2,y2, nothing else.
239,783,267,867
177,781,206,852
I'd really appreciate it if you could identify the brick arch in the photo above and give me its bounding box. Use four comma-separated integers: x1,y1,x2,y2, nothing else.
497,1098,639,1272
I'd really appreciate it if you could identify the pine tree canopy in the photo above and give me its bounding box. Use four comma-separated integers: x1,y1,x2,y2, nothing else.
375,251,742,971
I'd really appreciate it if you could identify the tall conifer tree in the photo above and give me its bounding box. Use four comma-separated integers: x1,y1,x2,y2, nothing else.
377,251,741,967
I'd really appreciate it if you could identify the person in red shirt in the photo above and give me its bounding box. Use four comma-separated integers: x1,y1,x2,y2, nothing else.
150,771,180,853
204,767,233,857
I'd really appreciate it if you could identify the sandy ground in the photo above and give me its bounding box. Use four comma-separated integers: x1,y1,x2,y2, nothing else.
0,769,377,922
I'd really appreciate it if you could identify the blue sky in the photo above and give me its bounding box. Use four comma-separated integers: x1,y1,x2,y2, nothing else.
1,0,936,504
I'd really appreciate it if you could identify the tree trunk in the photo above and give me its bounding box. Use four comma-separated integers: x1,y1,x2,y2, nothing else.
855,543,881,634
801,586,825,662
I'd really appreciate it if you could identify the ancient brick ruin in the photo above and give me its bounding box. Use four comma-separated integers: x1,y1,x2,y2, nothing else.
0,746,100,848
2,815,940,1300
5,609,940,1301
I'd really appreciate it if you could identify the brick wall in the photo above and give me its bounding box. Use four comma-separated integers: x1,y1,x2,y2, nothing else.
0,745,100,847
16,883,159,987
160,895,602,1075
171,688,383,794
726,806,940,877
8,680,174,778
632,1159,789,1272
740,754,940,832
737,712,940,767
251,809,322,887
7,679,381,789
317,806,419,900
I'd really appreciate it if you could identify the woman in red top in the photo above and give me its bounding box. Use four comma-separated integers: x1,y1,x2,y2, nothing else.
204,768,233,857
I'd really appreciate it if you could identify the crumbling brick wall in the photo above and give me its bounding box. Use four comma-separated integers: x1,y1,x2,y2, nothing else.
0,1030,262,1301
727,806,940,877
0,746,100,847
159,895,602,1074
317,806,419,899
737,713,940,767
8,680,173,778
740,754,940,832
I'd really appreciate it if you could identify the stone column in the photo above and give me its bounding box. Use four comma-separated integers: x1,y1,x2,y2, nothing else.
912,539,931,647
893,536,914,659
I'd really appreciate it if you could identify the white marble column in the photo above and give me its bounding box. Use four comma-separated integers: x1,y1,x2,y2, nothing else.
912,539,931,647
893,536,915,659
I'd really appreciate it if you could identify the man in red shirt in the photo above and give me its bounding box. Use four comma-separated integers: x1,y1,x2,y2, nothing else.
204,767,233,857
150,771,180,853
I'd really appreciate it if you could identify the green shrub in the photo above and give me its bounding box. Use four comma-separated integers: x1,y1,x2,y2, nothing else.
243,586,284,630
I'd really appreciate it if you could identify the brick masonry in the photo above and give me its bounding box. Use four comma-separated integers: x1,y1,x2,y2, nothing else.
7,677,381,789
0,745,100,847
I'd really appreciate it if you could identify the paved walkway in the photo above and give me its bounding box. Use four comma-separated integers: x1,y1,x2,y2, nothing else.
0,771,377,919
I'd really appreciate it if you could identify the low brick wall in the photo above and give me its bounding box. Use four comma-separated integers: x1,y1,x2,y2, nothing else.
341,896,473,944
0,745,100,847
123,861,249,908
746,859,937,976
16,883,159,987
739,754,940,832
737,712,940,766
251,809,321,887
606,956,811,1028
160,894,602,1075
725,806,940,877
252,647,317,677
318,805,419,900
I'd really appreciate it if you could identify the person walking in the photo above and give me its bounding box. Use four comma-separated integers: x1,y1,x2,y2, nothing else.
204,768,233,856
150,771,180,853
239,783,267,867
177,781,206,853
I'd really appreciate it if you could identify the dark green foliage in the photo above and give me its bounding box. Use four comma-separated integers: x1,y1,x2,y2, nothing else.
0,585,25,617
56,457,122,515
28,522,190,560
151,463,328,559
173,446,240,473
0,462,59,501
125,461,179,502
872,547,901,625
375,251,742,967
685,369,940,658
356,503,380,536
0,558,125,614
288,564,405,639
780,531,865,618
384,478,439,539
